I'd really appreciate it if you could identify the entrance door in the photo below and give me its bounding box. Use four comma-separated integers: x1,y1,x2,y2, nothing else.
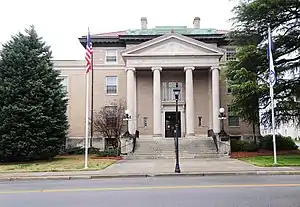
165,112,181,138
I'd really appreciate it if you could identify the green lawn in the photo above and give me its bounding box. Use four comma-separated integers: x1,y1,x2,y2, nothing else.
0,155,117,172
240,155,300,167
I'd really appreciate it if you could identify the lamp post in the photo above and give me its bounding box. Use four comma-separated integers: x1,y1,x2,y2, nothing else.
218,107,229,141
124,109,131,134
173,83,181,173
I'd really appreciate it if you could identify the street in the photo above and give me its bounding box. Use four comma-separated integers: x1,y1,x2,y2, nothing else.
0,175,300,207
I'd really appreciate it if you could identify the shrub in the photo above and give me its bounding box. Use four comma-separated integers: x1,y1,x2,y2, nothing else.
60,147,100,155
96,148,121,157
259,135,298,151
60,147,121,156
243,142,260,152
231,139,245,152
230,139,259,152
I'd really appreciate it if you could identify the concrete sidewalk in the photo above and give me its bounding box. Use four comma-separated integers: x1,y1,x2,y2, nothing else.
1,158,300,181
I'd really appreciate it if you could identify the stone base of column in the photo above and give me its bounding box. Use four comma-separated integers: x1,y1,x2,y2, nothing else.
153,134,163,138
186,133,195,137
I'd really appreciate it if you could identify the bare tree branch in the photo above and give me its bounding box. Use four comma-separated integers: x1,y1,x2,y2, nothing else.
93,99,126,148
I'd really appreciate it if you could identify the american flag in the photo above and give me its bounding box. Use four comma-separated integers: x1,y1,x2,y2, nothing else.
85,29,93,73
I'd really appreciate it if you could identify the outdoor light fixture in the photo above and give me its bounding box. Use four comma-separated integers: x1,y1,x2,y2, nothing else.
219,107,225,114
173,88,180,99
173,83,181,173
124,109,131,133
218,107,229,141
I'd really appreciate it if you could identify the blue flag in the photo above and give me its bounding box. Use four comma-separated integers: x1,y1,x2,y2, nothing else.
267,26,276,87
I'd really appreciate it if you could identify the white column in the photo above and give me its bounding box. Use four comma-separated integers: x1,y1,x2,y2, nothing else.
133,72,137,132
211,66,220,134
208,70,213,129
152,67,162,137
126,67,136,134
184,66,195,137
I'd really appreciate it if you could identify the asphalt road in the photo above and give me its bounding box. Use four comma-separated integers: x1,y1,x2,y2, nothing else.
1,175,300,207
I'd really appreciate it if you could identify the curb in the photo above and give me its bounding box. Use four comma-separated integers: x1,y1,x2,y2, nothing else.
1,171,300,182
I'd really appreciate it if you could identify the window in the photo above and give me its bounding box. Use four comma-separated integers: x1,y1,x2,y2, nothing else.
59,76,68,95
106,76,117,95
162,82,183,101
198,116,202,127
105,49,117,63
228,105,240,127
143,117,148,127
105,106,117,128
226,48,237,61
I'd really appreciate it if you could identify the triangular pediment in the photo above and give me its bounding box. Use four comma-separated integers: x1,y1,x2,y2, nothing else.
121,33,224,57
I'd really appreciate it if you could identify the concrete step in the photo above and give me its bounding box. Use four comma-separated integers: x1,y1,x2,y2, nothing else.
127,137,227,160
123,153,227,160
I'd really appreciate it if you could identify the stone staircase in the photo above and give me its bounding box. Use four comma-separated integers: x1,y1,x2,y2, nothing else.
124,136,229,160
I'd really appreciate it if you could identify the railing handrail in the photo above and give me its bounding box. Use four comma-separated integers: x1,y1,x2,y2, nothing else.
120,131,138,153
208,129,219,153
212,133,219,153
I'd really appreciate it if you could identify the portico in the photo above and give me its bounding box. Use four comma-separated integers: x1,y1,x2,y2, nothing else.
121,32,224,138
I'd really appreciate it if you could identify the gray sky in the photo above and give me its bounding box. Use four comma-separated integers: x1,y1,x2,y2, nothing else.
0,0,237,60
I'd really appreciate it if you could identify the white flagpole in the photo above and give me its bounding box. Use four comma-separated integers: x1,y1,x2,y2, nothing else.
84,70,89,169
268,26,277,165
270,86,277,164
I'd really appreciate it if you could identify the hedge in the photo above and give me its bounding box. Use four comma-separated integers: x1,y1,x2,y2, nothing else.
231,134,298,152
230,140,259,152
259,135,298,150
60,147,121,157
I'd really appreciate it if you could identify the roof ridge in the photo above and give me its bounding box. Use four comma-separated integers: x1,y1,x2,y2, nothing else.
88,27,229,38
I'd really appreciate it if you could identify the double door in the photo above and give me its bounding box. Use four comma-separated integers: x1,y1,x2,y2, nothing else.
165,112,181,138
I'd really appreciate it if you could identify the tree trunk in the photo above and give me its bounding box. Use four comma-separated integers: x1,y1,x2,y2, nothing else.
117,137,121,156
252,111,256,144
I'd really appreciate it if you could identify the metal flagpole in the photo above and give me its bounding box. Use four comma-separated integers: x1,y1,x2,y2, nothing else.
90,51,94,147
270,86,277,164
84,28,92,169
268,25,277,165
84,71,89,169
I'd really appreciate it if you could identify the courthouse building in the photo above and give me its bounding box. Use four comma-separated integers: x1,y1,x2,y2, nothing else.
54,17,253,149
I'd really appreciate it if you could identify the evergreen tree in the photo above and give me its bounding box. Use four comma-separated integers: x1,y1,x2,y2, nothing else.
226,45,268,142
227,0,300,129
0,26,69,162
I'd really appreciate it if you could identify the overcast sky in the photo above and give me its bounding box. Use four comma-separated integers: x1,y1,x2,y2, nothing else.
0,0,237,60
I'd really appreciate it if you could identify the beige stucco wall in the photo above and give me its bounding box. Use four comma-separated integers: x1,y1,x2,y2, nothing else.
93,46,126,65
54,41,254,139
55,62,254,138
194,70,210,135
54,60,127,138
136,69,211,137
136,71,153,135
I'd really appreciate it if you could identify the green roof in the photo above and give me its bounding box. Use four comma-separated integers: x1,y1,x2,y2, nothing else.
125,26,218,35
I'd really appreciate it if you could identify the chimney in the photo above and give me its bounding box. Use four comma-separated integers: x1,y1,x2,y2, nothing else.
193,17,200,29
141,17,147,29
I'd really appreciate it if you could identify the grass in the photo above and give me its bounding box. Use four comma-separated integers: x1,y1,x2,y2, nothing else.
0,155,117,173
240,155,300,167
